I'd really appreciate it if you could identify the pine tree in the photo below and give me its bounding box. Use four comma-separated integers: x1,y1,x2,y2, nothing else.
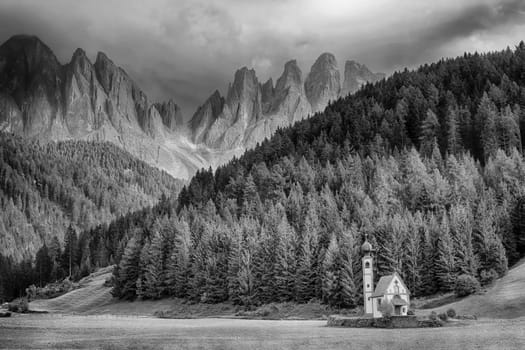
226,223,242,304
435,214,456,291
295,222,315,303
419,109,440,157
273,215,295,301
474,198,508,281
35,245,52,287
477,93,499,160
322,235,339,306
497,105,521,153
450,204,478,277
237,243,255,306
142,233,164,299
338,227,357,308
173,219,192,298
62,225,78,278
445,106,462,154
420,214,439,295
114,237,142,300
404,212,423,295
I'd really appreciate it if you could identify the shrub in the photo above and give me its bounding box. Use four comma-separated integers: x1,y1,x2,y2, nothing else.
8,299,28,313
378,300,394,318
429,311,438,321
480,269,498,286
455,274,480,297
446,308,456,318
438,312,448,321
407,309,415,316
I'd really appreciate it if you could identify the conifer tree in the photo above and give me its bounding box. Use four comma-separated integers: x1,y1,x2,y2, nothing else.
62,225,78,278
477,93,499,160
165,219,192,298
322,235,339,306
237,243,255,306
420,214,439,295
445,106,463,155
295,222,315,303
338,228,357,308
450,204,478,277
252,224,278,305
114,237,142,300
474,198,508,281
142,233,164,299
404,212,423,294
273,215,295,301
419,109,440,157
435,214,456,291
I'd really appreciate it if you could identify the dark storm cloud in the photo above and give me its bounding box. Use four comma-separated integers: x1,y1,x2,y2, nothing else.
354,0,525,73
0,0,524,119
422,0,525,49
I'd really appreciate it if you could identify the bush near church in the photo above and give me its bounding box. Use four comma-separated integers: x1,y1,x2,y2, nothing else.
455,275,481,297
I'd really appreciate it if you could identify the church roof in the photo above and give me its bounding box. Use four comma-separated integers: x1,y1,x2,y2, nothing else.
371,272,410,298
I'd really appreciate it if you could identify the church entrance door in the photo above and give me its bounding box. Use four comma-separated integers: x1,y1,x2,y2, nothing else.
394,306,401,315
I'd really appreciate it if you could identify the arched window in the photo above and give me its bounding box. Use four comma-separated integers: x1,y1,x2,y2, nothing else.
365,261,370,269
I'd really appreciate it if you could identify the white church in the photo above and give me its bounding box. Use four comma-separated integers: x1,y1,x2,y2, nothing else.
361,236,411,318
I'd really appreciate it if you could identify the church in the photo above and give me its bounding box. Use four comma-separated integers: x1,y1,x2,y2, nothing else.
361,236,411,318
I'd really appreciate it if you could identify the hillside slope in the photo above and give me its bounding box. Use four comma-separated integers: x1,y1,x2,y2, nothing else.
434,259,525,319
30,266,114,314
0,132,182,260
31,258,525,320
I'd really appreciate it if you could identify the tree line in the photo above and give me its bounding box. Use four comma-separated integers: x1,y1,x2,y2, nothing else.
3,43,525,306
108,148,524,308
0,135,181,301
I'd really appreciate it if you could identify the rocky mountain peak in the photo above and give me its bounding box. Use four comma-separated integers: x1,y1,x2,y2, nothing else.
275,60,303,93
341,60,385,96
93,51,118,94
72,47,88,60
154,99,184,132
304,52,341,113
0,34,61,81
261,78,274,114
189,89,225,143
227,67,259,101
69,48,93,76
225,66,262,125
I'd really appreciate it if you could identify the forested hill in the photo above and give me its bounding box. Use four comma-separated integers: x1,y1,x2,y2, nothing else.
181,42,525,207
7,44,525,307
0,132,183,261
104,43,525,308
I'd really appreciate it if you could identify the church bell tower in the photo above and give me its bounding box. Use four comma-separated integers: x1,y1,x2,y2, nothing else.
361,234,374,316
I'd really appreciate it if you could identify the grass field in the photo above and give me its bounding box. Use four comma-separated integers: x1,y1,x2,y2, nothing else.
15,259,525,349
1,313,524,350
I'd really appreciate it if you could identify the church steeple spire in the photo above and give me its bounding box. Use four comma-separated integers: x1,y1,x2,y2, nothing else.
361,233,373,256
362,233,374,316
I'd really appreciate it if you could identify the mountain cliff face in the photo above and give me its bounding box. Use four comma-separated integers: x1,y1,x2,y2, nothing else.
0,35,211,179
304,53,340,113
189,54,382,151
341,60,385,96
0,35,384,179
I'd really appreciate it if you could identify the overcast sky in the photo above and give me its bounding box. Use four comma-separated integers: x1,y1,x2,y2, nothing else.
1,0,524,118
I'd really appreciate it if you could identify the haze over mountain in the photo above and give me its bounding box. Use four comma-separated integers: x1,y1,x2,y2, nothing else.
0,35,384,178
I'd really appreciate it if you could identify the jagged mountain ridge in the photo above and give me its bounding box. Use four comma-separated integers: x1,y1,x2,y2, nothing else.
0,35,384,178
189,53,384,150
0,35,210,179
